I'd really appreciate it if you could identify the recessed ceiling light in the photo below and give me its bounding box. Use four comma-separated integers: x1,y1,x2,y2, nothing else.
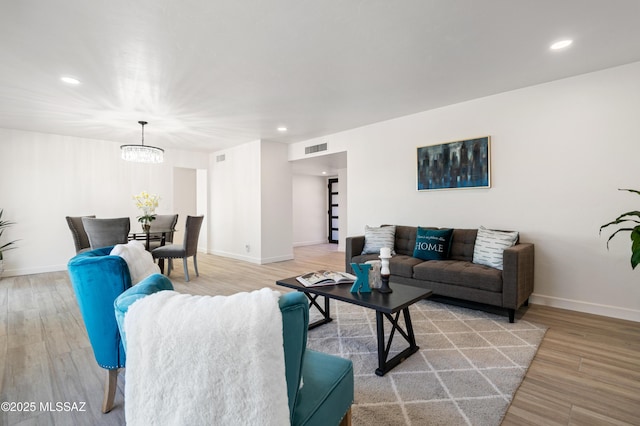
60,76,81,85
277,126,287,132
550,39,573,50
322,171,327,175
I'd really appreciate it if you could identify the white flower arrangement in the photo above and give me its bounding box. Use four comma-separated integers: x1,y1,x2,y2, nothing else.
133,191,160,224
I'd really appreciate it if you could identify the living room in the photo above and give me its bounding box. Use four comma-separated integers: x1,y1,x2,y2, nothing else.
1,1,639,425
5,61,637,322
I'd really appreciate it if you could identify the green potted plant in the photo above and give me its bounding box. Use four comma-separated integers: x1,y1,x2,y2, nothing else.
600,188,640,269
0,209,18,277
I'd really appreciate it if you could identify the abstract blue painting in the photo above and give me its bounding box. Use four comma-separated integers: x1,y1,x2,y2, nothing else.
417,136,491,191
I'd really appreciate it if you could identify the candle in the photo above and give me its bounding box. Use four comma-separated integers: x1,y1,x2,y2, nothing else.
380,247,391,258
380,257,391,276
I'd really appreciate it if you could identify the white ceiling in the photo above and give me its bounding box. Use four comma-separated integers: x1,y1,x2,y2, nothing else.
1,0,639,155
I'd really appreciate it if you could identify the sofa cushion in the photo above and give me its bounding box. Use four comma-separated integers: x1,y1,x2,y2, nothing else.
390,255,425,278
354,254,424,278
394,225,420,256
413,227,453,260
362,225,396,255
351,253,382,266
449,229,478,262
473,227,519,270
413,260,503,293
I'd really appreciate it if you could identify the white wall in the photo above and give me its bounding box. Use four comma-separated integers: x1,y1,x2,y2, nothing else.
0,128,208,275
290,61,640,322
210,140,262,262
196,169,208,252
210,140,293,264
292,175,327,246
260,141,293,263
172,167,197,245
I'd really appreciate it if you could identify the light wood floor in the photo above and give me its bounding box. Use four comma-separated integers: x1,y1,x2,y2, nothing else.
1,244,638,425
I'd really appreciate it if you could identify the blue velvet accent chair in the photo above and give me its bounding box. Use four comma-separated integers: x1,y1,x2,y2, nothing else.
67,247,172,413
114,282,354,425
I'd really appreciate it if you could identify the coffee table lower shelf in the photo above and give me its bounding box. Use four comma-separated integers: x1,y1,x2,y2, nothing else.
276,277,432,376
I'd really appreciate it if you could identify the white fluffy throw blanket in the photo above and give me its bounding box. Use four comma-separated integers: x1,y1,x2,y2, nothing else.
124,288,290,426
110,240,160,285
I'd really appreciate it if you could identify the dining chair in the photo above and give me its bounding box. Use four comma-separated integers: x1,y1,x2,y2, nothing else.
147,214,179,251
66,215,95,253
151,215,204,282
82,217,131,250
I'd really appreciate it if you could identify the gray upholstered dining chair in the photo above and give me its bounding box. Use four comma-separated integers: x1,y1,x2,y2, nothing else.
147,214,179,251
82,217,131,250
151,215,204,282
66,215,95,253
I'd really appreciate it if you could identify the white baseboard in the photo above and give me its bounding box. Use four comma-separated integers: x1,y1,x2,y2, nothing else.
209,250,293,265
1,264,67,277
210,249,261,264
293,240,327,247
259,254,294,264
530,293,640,323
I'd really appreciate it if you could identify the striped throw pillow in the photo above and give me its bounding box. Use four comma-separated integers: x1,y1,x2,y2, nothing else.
472,226,519,270
362,225,396,255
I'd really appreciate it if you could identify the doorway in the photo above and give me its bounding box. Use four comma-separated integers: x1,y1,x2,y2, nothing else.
173,167,208,252
290,151,347,249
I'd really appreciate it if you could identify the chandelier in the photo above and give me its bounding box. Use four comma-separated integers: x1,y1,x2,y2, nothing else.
120,121,164,163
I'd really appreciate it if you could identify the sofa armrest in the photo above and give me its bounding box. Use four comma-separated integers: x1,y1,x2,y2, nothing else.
278,292,309,420
502,243,535,309
345,236,365,273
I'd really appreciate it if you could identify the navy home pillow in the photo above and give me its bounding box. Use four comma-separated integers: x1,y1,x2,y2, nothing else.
413,227,454,261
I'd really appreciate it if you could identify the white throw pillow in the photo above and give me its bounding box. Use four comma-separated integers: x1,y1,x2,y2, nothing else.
110,240,161,285
361,225,396,255
472,226,519,270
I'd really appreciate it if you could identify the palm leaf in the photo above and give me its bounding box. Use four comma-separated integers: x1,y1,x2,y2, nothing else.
0,241,16,251
632,228,640,269
601,189,640,271
619,188,640,196
0,219,15,230
600,211,640,233
605,227,636,248
0,209,17,258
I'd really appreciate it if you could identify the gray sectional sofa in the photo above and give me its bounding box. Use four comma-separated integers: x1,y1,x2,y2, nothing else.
346,225,534,322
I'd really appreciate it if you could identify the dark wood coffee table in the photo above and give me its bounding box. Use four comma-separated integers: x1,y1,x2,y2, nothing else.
276,277,432,376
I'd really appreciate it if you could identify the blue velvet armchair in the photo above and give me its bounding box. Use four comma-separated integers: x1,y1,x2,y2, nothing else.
114,279,354,425
67,246,171,413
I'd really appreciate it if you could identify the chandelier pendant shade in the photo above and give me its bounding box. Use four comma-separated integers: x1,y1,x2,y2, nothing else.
121,121,164,163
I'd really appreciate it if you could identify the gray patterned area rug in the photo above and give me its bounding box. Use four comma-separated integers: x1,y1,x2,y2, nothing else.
306,298,546,426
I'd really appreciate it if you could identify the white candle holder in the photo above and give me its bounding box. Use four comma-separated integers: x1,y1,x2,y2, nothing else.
378,249,393,293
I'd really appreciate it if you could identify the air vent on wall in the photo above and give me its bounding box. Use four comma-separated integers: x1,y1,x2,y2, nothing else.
216,154,226,162
305,143,327,155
